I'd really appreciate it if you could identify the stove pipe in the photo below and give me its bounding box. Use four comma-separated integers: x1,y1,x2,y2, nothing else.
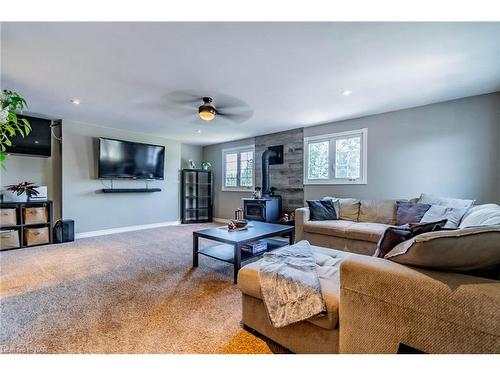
262,149,278,195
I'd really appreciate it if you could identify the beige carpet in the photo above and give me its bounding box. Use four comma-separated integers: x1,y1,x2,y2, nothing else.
0,223,285,354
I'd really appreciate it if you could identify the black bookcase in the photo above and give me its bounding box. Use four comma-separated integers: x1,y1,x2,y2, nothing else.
181,169,214,224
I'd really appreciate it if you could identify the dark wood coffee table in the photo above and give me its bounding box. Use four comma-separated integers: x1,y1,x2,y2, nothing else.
192,221,295,283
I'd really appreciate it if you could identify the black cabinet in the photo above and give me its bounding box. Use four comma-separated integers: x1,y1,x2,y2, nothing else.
181,169,214,224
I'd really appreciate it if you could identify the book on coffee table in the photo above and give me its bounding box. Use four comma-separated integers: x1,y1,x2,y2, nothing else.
241,240,268,254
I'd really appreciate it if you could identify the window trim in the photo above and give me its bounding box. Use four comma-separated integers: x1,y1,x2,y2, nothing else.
303,128,368,185
221,145,256,192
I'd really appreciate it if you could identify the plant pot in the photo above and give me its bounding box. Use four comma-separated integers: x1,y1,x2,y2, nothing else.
3,191,27,202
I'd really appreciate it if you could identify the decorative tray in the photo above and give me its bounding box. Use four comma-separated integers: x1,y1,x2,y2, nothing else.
217,225,253,232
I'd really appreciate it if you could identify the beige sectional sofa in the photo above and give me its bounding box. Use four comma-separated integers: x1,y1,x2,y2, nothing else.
238,200,500,353
295,199,398,255
238,244,500,353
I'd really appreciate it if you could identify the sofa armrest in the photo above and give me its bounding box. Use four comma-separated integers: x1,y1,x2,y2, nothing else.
339,256,500,353
295,207,310,241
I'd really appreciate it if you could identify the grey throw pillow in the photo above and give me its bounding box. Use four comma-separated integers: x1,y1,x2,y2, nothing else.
307,199,339,221
384,225,500,273
420,205,468,229
417,193,475,209
396,202,431,225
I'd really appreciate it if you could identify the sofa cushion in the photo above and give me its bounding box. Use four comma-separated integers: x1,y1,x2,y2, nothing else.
375,220,447,258
238,245,349,330
420,205,468,229
385,225,500,272
307,199,339,221
459,204,500,228
417,193,475,209
396,202,431,225
358,200,397,225
324,197,360,221
303,220,389,243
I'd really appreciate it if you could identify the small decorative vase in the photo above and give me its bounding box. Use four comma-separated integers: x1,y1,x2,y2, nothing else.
201,161,212,171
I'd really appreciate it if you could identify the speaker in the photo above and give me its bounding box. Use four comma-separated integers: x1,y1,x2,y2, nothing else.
53,220,75,243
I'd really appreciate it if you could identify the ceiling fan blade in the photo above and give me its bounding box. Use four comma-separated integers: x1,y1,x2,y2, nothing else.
213,92,247,107
164,90,204,105
216,109,254,124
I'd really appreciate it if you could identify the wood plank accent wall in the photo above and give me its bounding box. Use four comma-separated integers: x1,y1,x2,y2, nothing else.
255,128,304,213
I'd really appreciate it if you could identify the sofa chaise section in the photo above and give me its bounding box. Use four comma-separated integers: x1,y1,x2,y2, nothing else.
340,255,500,353
238,245,500,354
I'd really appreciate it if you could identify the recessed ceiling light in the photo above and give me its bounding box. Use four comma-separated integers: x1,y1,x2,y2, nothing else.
70,99,81,105
196,129,202,133
341,90,352,96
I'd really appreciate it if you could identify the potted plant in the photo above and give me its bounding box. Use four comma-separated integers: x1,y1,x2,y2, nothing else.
4,182,40,202
0,90,31,167
201,161,212,171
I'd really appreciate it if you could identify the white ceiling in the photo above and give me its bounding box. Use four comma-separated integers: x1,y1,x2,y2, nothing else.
1,22,499,145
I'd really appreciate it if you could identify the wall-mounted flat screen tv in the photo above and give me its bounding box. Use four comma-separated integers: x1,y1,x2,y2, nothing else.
98,138,165,180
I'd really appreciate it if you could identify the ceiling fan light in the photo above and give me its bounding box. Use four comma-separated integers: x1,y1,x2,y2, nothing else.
199,106,216,121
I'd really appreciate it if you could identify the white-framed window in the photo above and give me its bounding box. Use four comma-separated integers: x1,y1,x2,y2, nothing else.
304,128,367,185
222,145,255,191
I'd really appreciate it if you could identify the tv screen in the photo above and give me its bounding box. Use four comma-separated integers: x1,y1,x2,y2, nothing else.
98,138,165,180
5,115,52,157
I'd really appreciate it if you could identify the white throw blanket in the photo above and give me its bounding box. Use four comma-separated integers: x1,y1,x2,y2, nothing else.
258,240,326,328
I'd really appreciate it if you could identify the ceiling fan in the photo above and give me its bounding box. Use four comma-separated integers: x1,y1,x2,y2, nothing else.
162,90,253,124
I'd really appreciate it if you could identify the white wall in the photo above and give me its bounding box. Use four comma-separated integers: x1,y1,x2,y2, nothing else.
62,120,181,234
0,123,62,220
204,93,500,219
202,137,255,219
180,143,203,169
304,93,500,204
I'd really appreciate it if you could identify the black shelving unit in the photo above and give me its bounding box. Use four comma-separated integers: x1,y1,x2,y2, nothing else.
181,169,214,224
0,200,54,251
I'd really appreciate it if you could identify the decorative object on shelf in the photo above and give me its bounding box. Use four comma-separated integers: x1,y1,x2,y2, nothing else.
269,187,277,196
188,159,197,169
201,160,212,171
234,208,244,220
0,90,31,167
253,187,262,199
28,185,47,201
4,182,39,202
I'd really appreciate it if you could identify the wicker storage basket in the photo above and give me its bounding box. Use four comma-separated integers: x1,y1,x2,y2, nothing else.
24,207,48,225
24,227,49,246
1,230,20,250
0,208,17,227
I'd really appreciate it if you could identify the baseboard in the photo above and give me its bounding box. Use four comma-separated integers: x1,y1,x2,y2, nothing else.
76,220,181,239
213,217,231,224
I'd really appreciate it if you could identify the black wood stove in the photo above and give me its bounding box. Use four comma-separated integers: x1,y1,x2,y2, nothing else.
242,147,283,223
242,197,281,222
